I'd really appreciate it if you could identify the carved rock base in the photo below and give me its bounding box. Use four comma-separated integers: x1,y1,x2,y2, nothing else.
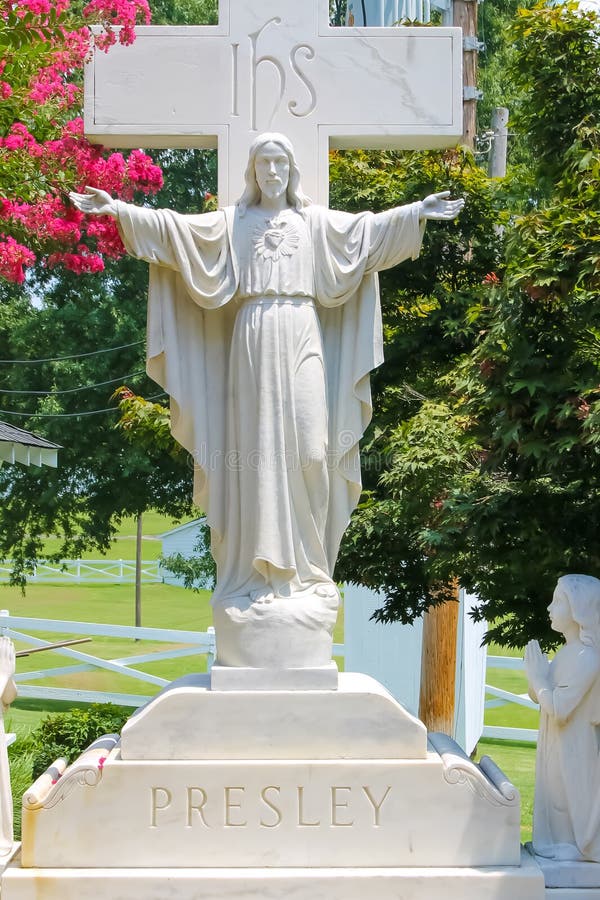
212,588,339,668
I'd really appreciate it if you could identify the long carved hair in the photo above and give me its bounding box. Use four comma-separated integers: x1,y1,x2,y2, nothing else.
236,133,312,214
556,574,600,648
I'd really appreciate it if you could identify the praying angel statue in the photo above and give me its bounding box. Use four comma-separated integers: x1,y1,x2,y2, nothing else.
71,133,464,668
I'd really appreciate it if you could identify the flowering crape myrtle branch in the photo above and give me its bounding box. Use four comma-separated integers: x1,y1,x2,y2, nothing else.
0,0,162,282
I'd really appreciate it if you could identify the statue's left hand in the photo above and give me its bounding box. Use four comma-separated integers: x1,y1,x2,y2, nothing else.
420,191,465,221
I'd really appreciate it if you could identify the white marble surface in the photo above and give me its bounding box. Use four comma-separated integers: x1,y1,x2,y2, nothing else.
209,662,339,691
528,847,600,889
540,892,600,899
4,849,544,900
84,0,462,204
22,746,520,868
119,672,427,760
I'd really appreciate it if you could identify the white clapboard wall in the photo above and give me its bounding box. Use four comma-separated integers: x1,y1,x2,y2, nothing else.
343,585,486,754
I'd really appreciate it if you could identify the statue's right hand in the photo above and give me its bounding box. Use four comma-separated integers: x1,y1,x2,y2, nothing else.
69,186,117,218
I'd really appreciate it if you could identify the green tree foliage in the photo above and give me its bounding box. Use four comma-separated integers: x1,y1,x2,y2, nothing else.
336,1,600,648
0,0,218,583
0,149,217,584
433,1,600,648
331,147,503,619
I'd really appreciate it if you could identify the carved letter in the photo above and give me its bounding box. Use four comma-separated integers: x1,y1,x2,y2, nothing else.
260,786,282,828
289,44,317,118
362,786,392,827
331,786,354,827
297,786,320,826
224,787,247,827
249,18,285,131
187,787,209,827
150,787,171,828
231,43,239,117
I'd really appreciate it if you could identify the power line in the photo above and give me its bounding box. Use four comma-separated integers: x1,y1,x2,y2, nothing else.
0,371,146,395
0,393,168,419
0,340,144,365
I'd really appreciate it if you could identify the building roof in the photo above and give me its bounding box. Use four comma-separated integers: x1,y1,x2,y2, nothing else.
159,517,204,539
0,421,61,449
0,421,61,468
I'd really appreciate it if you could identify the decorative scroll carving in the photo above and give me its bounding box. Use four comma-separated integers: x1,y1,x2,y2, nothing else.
23,734,120,811
429,732,519,808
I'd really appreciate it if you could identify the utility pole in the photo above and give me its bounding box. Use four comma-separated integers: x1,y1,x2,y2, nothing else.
418,1,481,735
453,0,481,150
488,107,509,178
418,585,460,734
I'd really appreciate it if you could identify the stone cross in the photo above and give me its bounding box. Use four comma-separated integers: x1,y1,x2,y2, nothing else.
84,0,462,204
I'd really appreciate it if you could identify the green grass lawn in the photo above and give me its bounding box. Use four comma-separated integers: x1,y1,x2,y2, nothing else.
476,739,536,842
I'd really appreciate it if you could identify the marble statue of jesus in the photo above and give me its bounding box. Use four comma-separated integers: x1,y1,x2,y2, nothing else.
71,134,463,668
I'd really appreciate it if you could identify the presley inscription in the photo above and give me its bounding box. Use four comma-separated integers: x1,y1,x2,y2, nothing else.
150,784,392,829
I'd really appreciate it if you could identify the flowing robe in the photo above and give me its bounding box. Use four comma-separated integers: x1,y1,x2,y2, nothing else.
116,200,424,605
531,642,600,861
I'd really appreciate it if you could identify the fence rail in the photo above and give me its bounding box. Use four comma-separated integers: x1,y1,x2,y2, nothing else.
0,559,161,585
483,654,538,743
0,611,215,707
0,612,345,709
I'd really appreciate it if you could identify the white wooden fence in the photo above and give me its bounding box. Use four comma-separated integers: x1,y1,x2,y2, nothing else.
0,611,216,707
0,559,161,585
484,654,538,743
1,608,535,743
0,611,345,708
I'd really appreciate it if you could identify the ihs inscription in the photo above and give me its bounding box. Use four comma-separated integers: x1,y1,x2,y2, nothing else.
231,17,317,130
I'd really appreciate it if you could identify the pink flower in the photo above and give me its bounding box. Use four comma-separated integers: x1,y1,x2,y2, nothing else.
0,235,36,283
0,81,12,99
125,149,163,194
48,246,105,274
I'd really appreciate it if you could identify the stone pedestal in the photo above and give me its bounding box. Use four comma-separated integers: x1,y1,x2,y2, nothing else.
3,672,545,900
527,847,600,899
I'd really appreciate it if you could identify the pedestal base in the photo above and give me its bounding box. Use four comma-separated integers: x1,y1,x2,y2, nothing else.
120,672,427,760
210,662,338,691
528,846,600,898
3,849,544,900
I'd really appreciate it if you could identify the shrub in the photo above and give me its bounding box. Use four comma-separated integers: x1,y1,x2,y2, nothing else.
28,703,130,779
